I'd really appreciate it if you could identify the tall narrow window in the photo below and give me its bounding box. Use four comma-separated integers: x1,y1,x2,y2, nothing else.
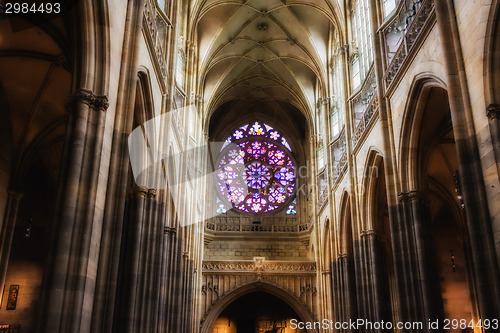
331,108,340,137
351,55,360,88
176,48,185,87
349,0,373,89
157,0,164,12
330,31,345,138
383,0,397,17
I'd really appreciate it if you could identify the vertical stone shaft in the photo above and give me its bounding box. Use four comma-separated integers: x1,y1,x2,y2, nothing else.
0,191,23,305
434,0,500,325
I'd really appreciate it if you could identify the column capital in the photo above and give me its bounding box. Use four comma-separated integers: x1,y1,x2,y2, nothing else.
164,226,177,235
66,89,109,112
147,189,157,199
93,95,109,111
360,229,376,238
486,104,500,119
134,187,149,198
337,253,348,260
398,190,425,203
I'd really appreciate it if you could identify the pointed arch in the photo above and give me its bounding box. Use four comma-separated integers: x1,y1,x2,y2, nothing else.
338,191,353,255
200,282,318,333
360,148,384,231
399,74,447,192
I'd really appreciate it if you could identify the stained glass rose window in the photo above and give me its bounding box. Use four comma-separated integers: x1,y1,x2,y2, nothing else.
217,122,296,214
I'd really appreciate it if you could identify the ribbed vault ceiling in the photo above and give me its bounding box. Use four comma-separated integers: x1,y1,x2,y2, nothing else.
193,0,343,124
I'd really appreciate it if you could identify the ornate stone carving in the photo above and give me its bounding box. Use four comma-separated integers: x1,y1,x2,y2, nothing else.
202,259,316,273
300,284,317,296
72,88,95,107
66,89,110,112
201,282,219,295
93,95,110,111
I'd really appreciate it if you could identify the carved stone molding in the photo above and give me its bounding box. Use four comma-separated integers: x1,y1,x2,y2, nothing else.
487,104,500,119
202,260,317,274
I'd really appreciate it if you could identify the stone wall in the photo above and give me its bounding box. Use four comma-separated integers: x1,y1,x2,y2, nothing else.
204,238,310,260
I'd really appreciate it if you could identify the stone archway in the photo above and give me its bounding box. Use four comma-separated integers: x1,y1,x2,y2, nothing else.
200,282,318,333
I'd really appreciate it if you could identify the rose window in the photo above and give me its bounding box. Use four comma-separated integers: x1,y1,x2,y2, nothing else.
217,122,296,214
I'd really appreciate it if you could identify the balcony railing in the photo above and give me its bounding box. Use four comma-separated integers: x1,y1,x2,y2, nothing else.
352,95,379,148
144,0,172,80
383,0,434,88
331,128,347,184
205,217,308,234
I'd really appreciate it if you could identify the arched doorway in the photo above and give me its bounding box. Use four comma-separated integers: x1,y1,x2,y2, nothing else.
211,292,303,333
201,283,317,333
416,86,475,325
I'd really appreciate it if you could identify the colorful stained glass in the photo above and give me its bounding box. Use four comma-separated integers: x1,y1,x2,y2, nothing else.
281,137,292,151
286,198,297,215
221,137,232,151
268,150,286,166
216,197,227,214
217,122,296,214
246,162,271,189
269,130,280,140
219,121,292,152
234,130,244,139
249,122,264,135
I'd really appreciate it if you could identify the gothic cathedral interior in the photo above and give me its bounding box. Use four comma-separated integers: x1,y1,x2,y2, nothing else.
0,0,500,332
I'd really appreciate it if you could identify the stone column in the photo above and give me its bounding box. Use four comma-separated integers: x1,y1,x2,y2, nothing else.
434,0,500,325
38,88,109,333
0,190,23,305
363,229,393,332
338,253,358,333
487,104,500,180
401,191,444,329
115,187,161,333
159,225,176,333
